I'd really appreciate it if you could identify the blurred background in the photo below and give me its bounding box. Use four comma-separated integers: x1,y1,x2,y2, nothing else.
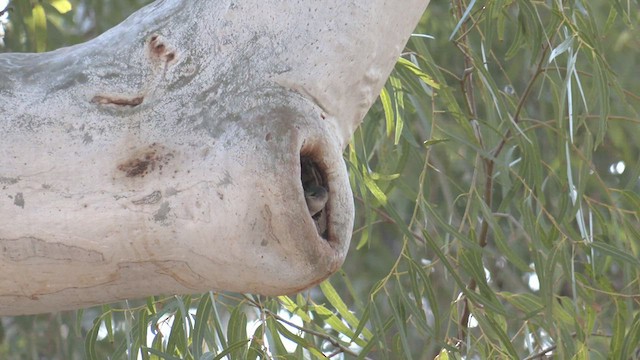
1,0,639,359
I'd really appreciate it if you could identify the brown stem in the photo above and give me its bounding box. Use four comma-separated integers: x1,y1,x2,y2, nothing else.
452,0,478,340
454,16,551,346
491,44,550,158
243,295,369,359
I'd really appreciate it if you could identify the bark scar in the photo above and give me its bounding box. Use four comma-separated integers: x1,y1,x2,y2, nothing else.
117,143,175,178
91,95,144,107
148,34,177,67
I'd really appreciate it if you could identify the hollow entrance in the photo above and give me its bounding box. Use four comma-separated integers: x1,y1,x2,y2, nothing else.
300,155,329,239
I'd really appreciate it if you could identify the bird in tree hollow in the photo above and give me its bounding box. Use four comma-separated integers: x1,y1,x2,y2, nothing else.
304,185,328,217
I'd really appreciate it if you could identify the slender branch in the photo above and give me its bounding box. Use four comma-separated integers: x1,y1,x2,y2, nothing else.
522,344,557,360
266,308,366,359
451,0,485,342
0,4,9,17
491,44,549,158
457,43,551,343
243,295,369,359
353,194,427,245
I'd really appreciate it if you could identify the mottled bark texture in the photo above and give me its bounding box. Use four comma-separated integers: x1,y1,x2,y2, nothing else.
0,0,429,315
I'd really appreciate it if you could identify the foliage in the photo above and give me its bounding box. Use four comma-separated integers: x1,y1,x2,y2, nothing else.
2,0,640,359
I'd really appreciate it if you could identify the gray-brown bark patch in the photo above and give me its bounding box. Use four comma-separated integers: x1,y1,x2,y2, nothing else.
216,170,233,187
261,205,281,246
117,143,174,178
13,192,24,208
1,237,104,263
0,177,20,185
82,132,93,144
132,190,162,205
153,202,171,223
148,34,177,67
91,94,144,107
117,260,204,290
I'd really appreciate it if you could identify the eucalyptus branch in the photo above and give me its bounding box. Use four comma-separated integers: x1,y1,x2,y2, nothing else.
353,195,426,244
522,344,557,360
492,44,550,158
450,0,486,341
457,40,551,345
243,295,367,359
265,308,365,359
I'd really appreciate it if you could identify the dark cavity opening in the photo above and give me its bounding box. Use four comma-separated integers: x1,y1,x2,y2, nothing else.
301,155,329,239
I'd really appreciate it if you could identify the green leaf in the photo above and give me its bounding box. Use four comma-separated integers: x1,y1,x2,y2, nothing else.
246,323,268,360
423,138,449,147
380,87,394,138
397,57,440,89
449,0,478,41
499,292,544,318
227,306,248,359
192,295,213,359
142,347,184,360
362,169,388,205
620,313,640,359
278,295,312,323
84,317,100,360
320,280,372,340
548,36,574,63
390,75,404,145
48,0,72,14
32,4,47,52
590,241,640,267
210,293,229,351
266,317,288,356
273,321,326,358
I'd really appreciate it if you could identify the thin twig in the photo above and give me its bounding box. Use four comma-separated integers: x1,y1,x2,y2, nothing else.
522,344,557,360
492,44,550,158
243,295,371,359
265,308,365,359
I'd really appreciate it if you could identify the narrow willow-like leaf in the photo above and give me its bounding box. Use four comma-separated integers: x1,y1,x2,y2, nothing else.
192,295,213,359
138,310,150,360
175,296,192,358
423,138,449,147
246,323,266,360
32,4,47,52
314,303,365,346
548,36,574,63
273,321,326,359
227,306,248,360
609,300,627,358
265,317,288,356
505,292,543,314
619,313,640,359
362,168,388,205
74,309,84,338
396,57,440,89
380,87,394,138
590,241,640,267
142,347,184,360
390,75,404,145
278,295,312,323
388,294,413,360
406,259,431,334
49,0,73,14
320,280,368,338
165,313,184,356
449,0,478,41
473,311,519,357
209,293,228,352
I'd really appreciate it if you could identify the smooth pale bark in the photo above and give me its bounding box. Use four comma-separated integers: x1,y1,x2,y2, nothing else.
0,0,429,315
